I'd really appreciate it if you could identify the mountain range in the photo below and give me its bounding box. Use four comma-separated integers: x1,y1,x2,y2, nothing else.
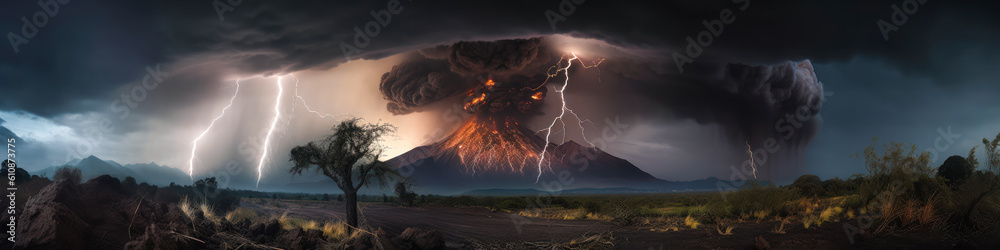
31,155,190,186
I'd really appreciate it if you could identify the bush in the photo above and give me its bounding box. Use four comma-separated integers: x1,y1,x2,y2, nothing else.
820,178,857,197
791,175,824,197
583,201,602,214
708,185,798,219
123,176,138,190
936,155,974,186
53,166,81,184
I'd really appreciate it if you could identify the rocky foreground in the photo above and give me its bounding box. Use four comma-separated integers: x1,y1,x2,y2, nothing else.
7,175,443,249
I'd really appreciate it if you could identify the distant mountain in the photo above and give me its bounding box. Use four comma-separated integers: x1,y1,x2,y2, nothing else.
462,187,654,196
33,155,143,182
31,155,189,186
64,158,83,167
123,162,190,186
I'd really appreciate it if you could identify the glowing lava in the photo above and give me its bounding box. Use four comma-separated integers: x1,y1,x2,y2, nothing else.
436,116,544,175
188,79,241,179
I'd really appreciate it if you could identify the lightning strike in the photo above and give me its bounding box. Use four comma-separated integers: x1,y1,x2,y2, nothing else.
746,141,757,179
291,75,347,121
535,52,604,182
188,79,241,179
256,76,285,187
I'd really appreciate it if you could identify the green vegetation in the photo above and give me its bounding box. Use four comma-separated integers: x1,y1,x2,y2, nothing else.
411,131,1000,237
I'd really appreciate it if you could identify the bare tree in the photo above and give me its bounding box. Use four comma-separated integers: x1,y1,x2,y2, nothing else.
288,118,397,231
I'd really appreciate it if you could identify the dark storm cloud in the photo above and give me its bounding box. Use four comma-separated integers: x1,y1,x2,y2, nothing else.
1,0,999,185
3,0,999,119
448,38,547,77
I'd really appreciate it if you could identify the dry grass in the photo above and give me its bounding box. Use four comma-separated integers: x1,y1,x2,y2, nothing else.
199,203,216,219
871,197,943,234
180,196,195,218
518,208,609,221
715,220,734,235
224,207,259,223
771,218,788,234
278,212,321,231
684,215,701,229
819,206,844,223
321,221,352,242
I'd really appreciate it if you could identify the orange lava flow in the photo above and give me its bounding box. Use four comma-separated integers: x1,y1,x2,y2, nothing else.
435,116,549,175
531,92,544,100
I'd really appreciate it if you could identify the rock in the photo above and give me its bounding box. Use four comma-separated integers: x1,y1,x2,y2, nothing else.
248,219,283,242
754,235,771,250
15,202,89,250
14,180,90,250
394,227,444,250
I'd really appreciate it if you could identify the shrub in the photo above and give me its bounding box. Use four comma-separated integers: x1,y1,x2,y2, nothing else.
53,166,81,184
583,201,602,214
936,155,974,186
708,185,798,218
820,177,857,197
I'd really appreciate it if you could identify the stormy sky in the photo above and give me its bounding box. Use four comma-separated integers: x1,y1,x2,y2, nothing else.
2,0,999,189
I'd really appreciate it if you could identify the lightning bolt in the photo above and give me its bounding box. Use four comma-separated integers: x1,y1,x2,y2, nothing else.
291,75,348,121
535,52,603,182
256,76,285,187
188,79,241,179
746,141,757,179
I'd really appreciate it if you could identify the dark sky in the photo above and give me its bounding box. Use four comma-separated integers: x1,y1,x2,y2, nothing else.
2,0,999,188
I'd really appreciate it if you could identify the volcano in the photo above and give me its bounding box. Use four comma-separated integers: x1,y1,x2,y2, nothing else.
388,125,675,195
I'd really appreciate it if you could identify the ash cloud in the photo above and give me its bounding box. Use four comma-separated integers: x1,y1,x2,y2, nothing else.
379,58,472,115
379,38,560,115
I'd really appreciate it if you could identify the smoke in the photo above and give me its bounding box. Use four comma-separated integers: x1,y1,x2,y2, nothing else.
380,37,559,115
729,60,825,180
379,58,473,115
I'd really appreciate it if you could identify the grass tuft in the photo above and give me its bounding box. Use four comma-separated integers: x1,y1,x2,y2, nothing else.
224,207,259,223
684,215,701,229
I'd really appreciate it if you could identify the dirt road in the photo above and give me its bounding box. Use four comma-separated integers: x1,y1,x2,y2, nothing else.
241,200,613,244
242,200,1000,249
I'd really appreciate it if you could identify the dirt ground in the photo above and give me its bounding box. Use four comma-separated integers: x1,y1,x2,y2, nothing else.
243,200,1000,249
241,200,614,245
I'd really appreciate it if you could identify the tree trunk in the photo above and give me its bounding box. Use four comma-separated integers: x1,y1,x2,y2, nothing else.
344,190,359,232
